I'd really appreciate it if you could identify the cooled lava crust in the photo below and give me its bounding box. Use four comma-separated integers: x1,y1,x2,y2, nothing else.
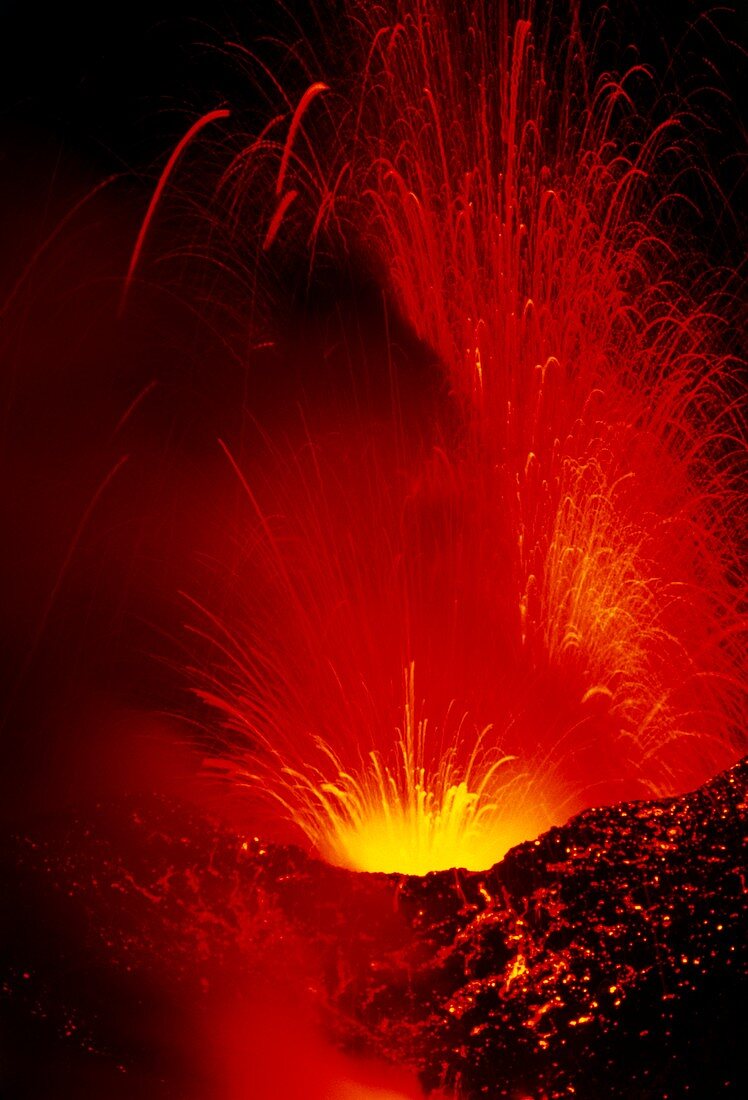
3,758,747,1098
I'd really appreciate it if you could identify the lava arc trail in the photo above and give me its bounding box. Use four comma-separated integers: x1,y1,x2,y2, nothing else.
182,0,748,876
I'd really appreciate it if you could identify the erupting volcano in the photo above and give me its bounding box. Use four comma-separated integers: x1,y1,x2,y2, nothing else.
2,0,746,1096
185,0,747,876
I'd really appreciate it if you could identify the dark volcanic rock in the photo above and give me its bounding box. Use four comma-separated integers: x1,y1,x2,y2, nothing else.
3,759,747,1097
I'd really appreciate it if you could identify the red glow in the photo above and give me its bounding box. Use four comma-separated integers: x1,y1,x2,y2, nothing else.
187,0,747,872
207,995,426,1100
1,3,745,1090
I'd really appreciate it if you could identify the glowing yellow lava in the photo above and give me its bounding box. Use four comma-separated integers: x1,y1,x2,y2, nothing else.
274,666,553,875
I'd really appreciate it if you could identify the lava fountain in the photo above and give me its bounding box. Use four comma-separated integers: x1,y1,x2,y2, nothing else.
169,0,748,876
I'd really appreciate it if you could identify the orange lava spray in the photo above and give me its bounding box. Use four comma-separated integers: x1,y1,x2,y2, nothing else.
188,1,747,874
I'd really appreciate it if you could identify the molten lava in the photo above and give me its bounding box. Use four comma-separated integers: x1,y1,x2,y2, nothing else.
275,665,559,875
180,0,747,874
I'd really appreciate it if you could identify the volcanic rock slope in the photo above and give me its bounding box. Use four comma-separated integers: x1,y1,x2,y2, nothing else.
3,759,747,1098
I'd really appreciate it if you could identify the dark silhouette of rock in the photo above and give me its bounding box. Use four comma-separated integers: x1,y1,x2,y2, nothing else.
3,758,747,1097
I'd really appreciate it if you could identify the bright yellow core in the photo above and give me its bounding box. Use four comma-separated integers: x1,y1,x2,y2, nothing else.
278,667,549,875
315,770,537,875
